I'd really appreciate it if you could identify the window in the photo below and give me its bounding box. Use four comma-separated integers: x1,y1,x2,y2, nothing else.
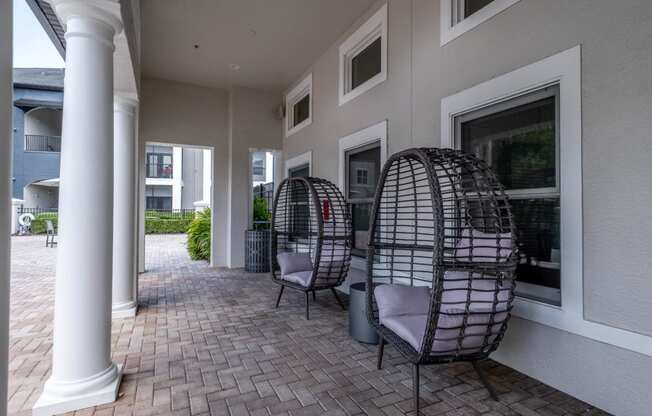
339,4,387,106
440,0,521,46
146,153,173,178
356,168,368,185
455,86,561,305
339,121,387,263
146,145,174,179
289,164,309,178
346,143,381,257
285,74,312,137
145,185,172,210
252,152,266,181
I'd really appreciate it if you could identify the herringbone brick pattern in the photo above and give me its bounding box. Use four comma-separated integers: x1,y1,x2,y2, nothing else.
8,235,610,416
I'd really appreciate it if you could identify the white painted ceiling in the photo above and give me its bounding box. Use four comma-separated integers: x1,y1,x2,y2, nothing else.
141,0,377,93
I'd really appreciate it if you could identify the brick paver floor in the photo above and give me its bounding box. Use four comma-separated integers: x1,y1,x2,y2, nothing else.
8,234,609,416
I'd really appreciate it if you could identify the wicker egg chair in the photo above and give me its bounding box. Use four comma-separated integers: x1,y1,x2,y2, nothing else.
366,148,518,411
271,177,352,319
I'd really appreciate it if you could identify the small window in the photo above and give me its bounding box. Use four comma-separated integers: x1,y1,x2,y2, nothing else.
339,4,387,106
455,85,561,305
441,0,521,45
346,143,381,257
285,74,312,137
351,38,382,90
293,95,310,127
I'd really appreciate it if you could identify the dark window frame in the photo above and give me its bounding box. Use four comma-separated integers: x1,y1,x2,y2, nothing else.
345,141,381,258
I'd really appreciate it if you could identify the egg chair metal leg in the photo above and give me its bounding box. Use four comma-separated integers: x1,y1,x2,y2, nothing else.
376,335,384,370
305,292,310,320
331,288,346,310
472,361,499,401
275,285,285,308
413,364,420,413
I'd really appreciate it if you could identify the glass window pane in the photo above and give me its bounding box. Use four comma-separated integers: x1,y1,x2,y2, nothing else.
511,197,561,305
293,94,310,126
347,146,380,200
289,165,309,178
352,202,372,254
461,96,557,191
351,37,382,90
464,0,494,18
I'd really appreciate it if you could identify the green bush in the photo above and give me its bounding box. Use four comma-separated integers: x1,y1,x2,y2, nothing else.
30,212,58,234
252,197,271,230
187,208,211,261
146,218,193,234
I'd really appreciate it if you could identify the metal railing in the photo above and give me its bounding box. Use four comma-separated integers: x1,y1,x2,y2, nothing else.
19,207,58,216
146,163,173,179
144,208,196,219
25,134,61,152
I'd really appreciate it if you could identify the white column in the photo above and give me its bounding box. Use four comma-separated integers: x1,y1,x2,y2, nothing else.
34,2,123,415
0,2,13,415
172,146,183,210
203,149,212,204
112,97,138,318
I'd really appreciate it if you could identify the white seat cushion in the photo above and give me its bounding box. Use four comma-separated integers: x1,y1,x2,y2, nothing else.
281,270,313,287
277,252,313,275
375,272,511,354
454,229,513,262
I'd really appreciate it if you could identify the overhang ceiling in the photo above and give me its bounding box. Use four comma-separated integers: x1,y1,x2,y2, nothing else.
141,0,377,93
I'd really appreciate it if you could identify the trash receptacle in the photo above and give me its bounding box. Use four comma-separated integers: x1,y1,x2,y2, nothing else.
348,282,379,344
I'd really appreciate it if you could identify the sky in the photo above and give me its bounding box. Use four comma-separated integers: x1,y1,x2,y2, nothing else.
12,0,65,68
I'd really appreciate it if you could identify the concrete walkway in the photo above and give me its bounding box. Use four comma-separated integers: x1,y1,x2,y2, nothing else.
7,234,608,415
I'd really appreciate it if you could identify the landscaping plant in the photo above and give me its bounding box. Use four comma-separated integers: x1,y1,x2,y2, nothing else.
187,208,211,261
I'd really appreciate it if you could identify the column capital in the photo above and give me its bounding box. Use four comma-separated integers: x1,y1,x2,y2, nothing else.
114,95,139,115
47,0,123,35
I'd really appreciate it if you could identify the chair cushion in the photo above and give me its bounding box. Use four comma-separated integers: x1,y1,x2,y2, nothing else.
455,229,513,262
381,310,506,354
374,284,430,320
277,252,313,275
281,271,313,287
375,272,511,354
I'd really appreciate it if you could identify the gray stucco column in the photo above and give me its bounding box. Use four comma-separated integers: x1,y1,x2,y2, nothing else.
0,1,13,415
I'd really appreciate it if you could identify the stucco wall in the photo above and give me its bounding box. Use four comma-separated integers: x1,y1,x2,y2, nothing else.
139,79,282,267
281,0,652,413
227,87,283,267
140,78,230,266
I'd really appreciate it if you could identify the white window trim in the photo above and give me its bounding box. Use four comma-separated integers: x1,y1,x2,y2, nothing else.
284,150,312,178
285,73,313,137
440,45,652,357
338,120,388,270
440,0,521,46
338,3,388,106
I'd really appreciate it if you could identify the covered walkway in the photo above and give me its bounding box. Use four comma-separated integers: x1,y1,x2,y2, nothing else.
8,235,605,415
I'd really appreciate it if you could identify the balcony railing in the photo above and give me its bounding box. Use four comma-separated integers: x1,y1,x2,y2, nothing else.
146,163,173,179
25,134,61,152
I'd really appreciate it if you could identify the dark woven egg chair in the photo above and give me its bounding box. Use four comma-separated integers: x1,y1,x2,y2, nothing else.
366,148,518,412
271,177,352,319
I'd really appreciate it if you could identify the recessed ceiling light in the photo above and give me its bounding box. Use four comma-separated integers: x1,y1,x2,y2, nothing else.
229,63,241,71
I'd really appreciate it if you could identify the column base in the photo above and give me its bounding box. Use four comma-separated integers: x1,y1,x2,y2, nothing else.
112,301,137,319
33,364,122,416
